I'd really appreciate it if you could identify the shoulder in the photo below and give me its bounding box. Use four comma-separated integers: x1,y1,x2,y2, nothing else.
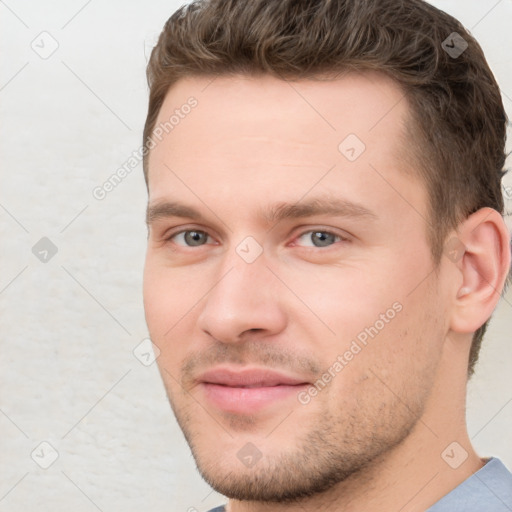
427,458,512,512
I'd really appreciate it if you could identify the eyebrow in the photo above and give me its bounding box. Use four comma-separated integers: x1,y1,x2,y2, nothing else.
146,197,377,227
263,197,378,224
146,202,205,225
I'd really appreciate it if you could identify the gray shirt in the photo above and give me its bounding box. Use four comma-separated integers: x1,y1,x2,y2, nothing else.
206,457,512,512
426,457,512,511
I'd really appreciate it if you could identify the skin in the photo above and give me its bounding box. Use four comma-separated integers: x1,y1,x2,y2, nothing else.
143,72,510,511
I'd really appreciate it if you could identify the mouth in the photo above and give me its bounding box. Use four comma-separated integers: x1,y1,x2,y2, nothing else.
197,367,311,414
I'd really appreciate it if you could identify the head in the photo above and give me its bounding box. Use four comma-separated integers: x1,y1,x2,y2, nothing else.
142,0,510,503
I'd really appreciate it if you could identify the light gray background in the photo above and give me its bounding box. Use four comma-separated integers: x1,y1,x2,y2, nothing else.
1,1,511,511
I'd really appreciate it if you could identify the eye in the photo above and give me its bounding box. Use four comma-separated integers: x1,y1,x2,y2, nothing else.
170,230,213,247
295,230,343,248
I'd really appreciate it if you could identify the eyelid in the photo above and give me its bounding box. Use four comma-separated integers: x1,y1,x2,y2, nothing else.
157,223,351,249
161,224,219,244
289,226,352,246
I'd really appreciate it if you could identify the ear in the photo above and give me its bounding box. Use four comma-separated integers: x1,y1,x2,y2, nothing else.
449,207,511,334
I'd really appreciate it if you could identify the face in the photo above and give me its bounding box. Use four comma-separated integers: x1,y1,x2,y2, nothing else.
143,72,450,501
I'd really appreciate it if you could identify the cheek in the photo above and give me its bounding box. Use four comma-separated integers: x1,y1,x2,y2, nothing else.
143,262,171,335
285,249,438,363
362,277,444,385
143,256,204,335
280,262,403,343
319,296,443,421
143,258,210,374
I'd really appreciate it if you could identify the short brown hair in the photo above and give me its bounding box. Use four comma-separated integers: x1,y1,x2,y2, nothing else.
143,0,508,375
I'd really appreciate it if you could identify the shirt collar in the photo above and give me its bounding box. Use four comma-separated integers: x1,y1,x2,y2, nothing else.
427,457,512,511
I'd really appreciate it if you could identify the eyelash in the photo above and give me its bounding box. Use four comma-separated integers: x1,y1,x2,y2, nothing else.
293,230,347,248
163,227,349,249
166,229,215,247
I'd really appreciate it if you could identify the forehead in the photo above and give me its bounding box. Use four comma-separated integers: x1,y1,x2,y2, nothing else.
147,72,425,223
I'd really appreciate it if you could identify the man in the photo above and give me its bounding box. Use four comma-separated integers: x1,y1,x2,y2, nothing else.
142,0,512,510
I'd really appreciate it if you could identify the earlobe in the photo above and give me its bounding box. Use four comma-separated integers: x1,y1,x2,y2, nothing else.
449,208,511,334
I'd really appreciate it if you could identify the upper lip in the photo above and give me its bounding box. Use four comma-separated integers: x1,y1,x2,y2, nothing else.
198,367,310,387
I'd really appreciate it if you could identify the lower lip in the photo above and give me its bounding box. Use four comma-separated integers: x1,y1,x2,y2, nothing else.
200,383,309,414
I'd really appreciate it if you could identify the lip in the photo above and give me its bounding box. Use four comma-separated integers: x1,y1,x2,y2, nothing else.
198,367,310,387
197,367,310,414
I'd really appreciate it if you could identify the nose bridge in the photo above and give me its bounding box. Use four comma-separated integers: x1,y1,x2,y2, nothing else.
208,247,270,315
216,235,271,299
218,260,260,306
198,244,285,342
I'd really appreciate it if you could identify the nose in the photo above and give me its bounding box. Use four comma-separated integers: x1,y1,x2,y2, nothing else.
197,251,287,344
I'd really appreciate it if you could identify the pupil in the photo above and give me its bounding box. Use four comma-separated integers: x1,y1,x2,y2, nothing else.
312,232,334,247
185,231,206,246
